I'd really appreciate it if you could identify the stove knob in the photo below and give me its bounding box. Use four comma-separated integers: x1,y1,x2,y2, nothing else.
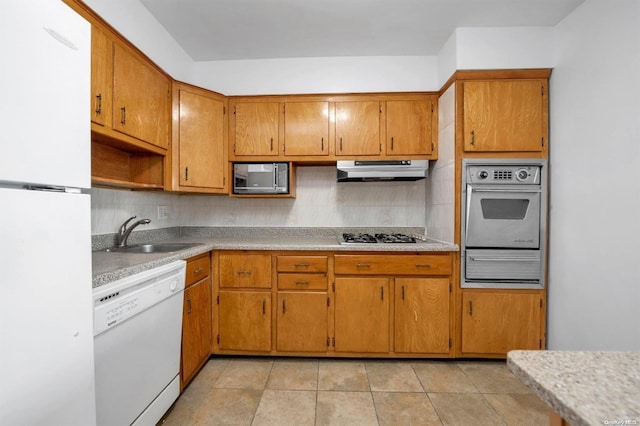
517,169,530,181
478,170,488,179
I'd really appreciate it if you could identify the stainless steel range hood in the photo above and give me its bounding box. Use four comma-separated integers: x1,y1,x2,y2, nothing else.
337,160,428,182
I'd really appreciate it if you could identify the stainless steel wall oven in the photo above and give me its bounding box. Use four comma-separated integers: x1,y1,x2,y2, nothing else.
461,159,548,289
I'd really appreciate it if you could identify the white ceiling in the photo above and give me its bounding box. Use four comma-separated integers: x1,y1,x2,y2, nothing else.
139,0,585,61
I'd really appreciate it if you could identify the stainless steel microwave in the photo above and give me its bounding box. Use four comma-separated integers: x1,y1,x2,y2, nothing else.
233,162,290,194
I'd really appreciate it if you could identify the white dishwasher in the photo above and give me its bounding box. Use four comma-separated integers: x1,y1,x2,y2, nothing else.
93,260,186,426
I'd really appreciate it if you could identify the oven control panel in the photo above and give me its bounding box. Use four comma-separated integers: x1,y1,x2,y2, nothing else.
467,164,541,184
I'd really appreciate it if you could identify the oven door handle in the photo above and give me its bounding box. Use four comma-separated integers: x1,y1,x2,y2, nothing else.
471,188,541,193
469,256,540,262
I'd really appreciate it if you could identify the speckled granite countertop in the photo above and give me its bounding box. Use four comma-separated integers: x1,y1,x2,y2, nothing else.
508,350,640,426
92,227,458,288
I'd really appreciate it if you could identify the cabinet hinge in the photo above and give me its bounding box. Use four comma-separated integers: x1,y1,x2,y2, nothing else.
233,106,236,114
332,282,335,292
283,105,285,113
327,337,330,347
379,104,382,113
449,339,452,348
431,142,434,151
217,334,220,344
449,282,452,292
223,177,226,186
379,143,382,153
540,298,543,308
539,339,542,349
223,105,226,115
327,297,330,307
216,295,220,305
233,143,236,153
431,103,434,113
332,337,335,347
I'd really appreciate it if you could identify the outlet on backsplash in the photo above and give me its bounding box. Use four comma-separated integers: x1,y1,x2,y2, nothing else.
157,205,169,221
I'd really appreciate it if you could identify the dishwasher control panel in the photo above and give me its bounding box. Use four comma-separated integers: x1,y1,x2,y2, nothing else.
92,261,186,336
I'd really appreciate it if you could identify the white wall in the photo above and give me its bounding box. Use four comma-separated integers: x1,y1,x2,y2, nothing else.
547,0,640,350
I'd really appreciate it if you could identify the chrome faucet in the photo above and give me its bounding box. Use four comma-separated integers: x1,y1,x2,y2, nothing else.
116,216,151,248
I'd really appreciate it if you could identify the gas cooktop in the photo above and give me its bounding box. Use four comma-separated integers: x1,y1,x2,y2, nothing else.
340,233,418,244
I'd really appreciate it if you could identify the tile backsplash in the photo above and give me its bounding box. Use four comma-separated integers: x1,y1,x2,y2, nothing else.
90,166,428,235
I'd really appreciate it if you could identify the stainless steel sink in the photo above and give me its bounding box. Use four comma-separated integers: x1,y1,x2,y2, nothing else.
106,243,204,253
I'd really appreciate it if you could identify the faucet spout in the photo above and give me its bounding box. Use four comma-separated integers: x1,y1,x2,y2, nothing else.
116,216,151,247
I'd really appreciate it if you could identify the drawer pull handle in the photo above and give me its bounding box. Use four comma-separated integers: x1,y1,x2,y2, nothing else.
186,298,192,314
193,268,203,275
401,285,405,301
95,94,102,115
380,286,384,300
120,106,126,125
294,263,310,268
282,299,286,314
470,130,475,146
356,263,371,268
469,301,473,316
262,299,266,315
415,263,432,268
295,281,310,285
237,270,253,275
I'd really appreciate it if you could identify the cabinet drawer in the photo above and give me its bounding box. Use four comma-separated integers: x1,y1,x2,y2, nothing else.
219,253,272,288
186,252,210,287
277,256,328,273
334,254,451,276
278,273,328,290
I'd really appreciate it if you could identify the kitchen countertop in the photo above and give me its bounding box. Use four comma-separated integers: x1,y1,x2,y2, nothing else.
92,227,458,288
507,350,640,426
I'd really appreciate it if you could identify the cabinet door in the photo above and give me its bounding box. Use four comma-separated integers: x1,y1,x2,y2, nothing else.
463,80,545,152
334,277,389,352
113,43,170,149
219,253,272,288
277,292,328,352
233,102,279,156
335,101,381,156
90,26,112,127
178,89,226,190
218,291,271,351
181,277,212,387
394,278,449,354
386,100,433,155
283,102,329,156
461,292,542,354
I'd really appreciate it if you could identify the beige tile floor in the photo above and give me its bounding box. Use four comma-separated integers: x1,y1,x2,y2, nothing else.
160,357,549,426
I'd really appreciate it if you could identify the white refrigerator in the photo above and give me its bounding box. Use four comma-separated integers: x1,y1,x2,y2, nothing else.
0,1,96,425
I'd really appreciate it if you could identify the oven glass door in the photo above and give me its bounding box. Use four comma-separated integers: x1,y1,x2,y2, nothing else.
465,185,541,248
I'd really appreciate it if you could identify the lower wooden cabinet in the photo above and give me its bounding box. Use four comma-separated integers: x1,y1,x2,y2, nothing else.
461,291,544,355
218,290,271,352
395,278,450,354
334,277,390,353
276,292,328,352
181,253,212,390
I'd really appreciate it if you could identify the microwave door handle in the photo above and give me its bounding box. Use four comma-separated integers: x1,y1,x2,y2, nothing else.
471,188,541,193
273,164,278,189
469,256,540,262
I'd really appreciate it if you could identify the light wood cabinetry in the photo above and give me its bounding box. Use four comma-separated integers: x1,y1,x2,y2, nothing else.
460,291,543,355
333,254,452,356
276,255,329,352
386,100,434,156
335,101,382,156
395,278,450,354
169,82,228,193
334,277,390,352
232,101,279,157
461,78,548,154
90,26,112,127
181,252,212,390
216,252,272,352
283,102,330,156
112,43,170,149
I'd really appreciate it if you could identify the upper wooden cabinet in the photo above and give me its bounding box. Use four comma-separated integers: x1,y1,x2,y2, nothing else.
228,94,438,161
232,101,279,157
335,101,382,156
386,100,435,156
462,79,548,154
90,26,112,127
112,43,170,149
283,102,330,156
169,82,228,193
